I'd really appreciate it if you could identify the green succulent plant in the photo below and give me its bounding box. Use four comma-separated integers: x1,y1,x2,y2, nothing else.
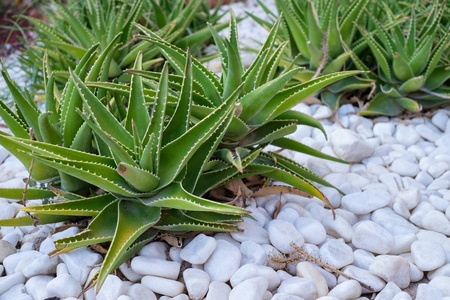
0,37,247,291
98,13,361,201
348,1,450,115
0,12,360,293
20,0,227,88
248,0,374,110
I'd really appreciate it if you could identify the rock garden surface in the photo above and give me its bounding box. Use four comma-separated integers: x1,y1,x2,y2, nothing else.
1,0,450,300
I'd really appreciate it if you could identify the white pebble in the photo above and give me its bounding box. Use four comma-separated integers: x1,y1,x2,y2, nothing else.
25,275,53,300
277,277,317,300
352,221,395,254
183,268,210,300
296,261,328,297
341,189,391,215
46,273,82,298
294,217,326,245
126,283,156,300
240,240,267,265
429,276,450,296
330,129,374,162
411,240,446,271
369,255,410,288
230,264,280,291
229,276,268,300
322,215,353,242
231,218,270,244
204,239,241,282
415,283,444,299
266,220,304,254
137,242,168,259
421,210,450,235
131,256,180,279
180,234,216,264
0,272,25,294
205,281,231,300
340,266,386,292
141,275,185,297
319,239,354,269
328,280,362,300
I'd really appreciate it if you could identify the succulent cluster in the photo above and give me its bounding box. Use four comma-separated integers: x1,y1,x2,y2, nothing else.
0,13,357,290
20,0,227,88
256,0,449,115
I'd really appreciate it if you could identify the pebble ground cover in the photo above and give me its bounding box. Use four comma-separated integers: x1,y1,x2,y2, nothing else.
0,0,450,299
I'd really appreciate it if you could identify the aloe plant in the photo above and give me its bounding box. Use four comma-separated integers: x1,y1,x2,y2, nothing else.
247,0,374,110
0,39,247,291
19,0,227,87
349,1,450,115
106,13,362,202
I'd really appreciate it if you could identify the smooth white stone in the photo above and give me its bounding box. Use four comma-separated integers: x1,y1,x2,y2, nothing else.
126,283,157,300
180,234,216,265
328,280,361,300
183,268,210,300
22,254,58,277
0,283,31,300
0,272,25,294
240,240,267,265
231,218,270,244
374,282,402,300
353,249,375,270
204,239,241,282
319,187,341,208
429,276,450,296
46,273,82,298
409,262,424,282
321,215,353,242
277,277,316,300
422,210,450,235
265,196,287,217
415,283,444,300
428,264,450,280
0,240,16,263
171,294,189,300
313,106,333,119
25,275,53,300
95,275,127,300
371,207,419,235
366,163,389,177
415,171,434,186
389,233,417,255
416,124,442,142
339,266,386,293
117,296,132,300
427,178,450,190
305,202,329,222
119,262,143,282
205,281,231,300
369,255,410,288
393,200,411,219
249,206,269,226
390,158,420,177
2,229,22,247
373,122,395,137
428,162,450,179
169,246,182,263
294,217,326,245
137,241,168,259
352,221,395,254
335,209,358,226
410,202,435,227
296,261,328,297
3,250,42,275
276,208,300,223
319,239,354,269
272,293,304,300
342,190,391,215
263,244,285,270
378,173,403,196
60,248,102,285
411,240,446,271
131,256,180,279
142,275,185,297
428,195,449,211
395,125,420,146
330,129,374,162
230,264,280,290
323,173,370,189
0,202,15,220
432,111,449,131
229,276,268,300
266,220,304,254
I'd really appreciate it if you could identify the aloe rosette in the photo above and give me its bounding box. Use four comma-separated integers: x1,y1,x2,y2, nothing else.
249,0,374,110
0,42,247,290
111,13,362,203
348,1,450,115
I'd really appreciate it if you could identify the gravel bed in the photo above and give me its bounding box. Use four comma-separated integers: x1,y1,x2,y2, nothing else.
1,0,450,299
